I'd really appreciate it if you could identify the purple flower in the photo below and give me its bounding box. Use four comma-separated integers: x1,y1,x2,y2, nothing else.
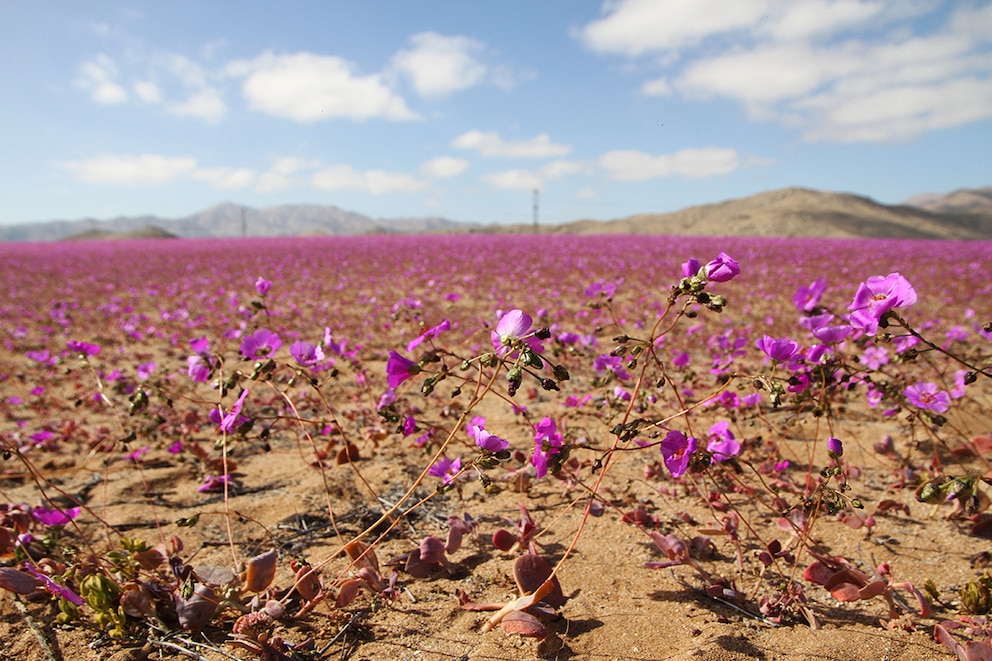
190,337,210,354
755,335,801,362
827,437,844,457
385,350,420,388
469,424,509,453
584,280,617,298
240,329,282,359
793,278,827,312
254,277,272,296
660,430,696,478
491,309,544,359
704,252,740,282
198,474,232,493
594,354,632,381
25,350,56,365
848,273,917,336
124,446,149,462
136,362,156,380
24,565,84,606
406,319,452,353
904,381,951,413
812,325,852,345
533,417,564,478
705,421,741,462
681,258,702,278
428,456,461,484
290,340,325,367
219,389,250,433
187,355,212,383
32,506,80,527
66,340,100,357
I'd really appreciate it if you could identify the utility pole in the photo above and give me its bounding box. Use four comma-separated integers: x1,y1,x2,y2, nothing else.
241,207,246,238
532,189,539,234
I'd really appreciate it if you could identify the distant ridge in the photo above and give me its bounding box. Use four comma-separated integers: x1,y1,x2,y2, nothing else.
4,185,991,241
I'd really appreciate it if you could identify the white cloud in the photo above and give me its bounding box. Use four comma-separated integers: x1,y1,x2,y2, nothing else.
481,160,585,191
599,148,740,180
483,169,543,191
420,156,469,178
391,32,487,97
230,52,418,122
61,153,197,185
169,88,226,123
76,54,129,104
640,77,672,97
452,130,570,158
579,0,771,55
577,187,598,199
193,167,256,189
311,165,426,194
580,0,992,143
133,80,162,104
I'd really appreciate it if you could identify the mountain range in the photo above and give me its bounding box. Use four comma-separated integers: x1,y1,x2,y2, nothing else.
2,185,990,242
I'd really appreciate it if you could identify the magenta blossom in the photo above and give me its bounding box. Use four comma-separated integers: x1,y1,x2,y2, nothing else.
290,340,325,367
406,319,451,353
218,389,250,433
187,355,211,383
24,565,84,606
706,421,741,462
793,278,827,312
848,273,917,335
66,340,100,357
428,456,461,484
904,382,951,413
681,258,702,278
385,350,420,388
533,417,564,478
755,335,801,362
827,437,844,457
469,424,509,453
704,252,740,282
491,309,544,359
660,430,697,478
198,474,232,493
254,277,272,296
240,329,282,359
32,506,80,527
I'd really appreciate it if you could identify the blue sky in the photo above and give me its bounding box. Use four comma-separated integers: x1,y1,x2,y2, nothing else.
2,0,990,226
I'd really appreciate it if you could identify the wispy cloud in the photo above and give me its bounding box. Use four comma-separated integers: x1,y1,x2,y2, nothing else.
482,160,586,190
75,54,128,104
61,153,197,185
598,148,740,180
228,52,418,122
453,130,571,158
391,32,488,97
579,0,992,143
420,156,470,178
311,165,426,194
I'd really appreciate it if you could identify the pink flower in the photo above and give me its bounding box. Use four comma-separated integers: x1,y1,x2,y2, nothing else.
428,456,461,484
254,277,272,296
290,340,325,367
240,329,282,359
66,340,100,357
24,565,84,606
848,273,917,336
198,474,231,493
904,382,951,413
705,421,740,462
219,389,250,433
469,424,509,453
491,309,544,359
406,319,451,353
704,252,740,282
385,351,420,388
660,430,696,478
793,278,827,312
755,335,800,362
32,506,80,527
533,417,564,478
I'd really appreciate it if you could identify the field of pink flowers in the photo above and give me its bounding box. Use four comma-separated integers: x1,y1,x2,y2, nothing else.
0,234,990,661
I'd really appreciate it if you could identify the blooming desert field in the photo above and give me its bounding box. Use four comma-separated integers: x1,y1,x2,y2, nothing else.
0,234,990,660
